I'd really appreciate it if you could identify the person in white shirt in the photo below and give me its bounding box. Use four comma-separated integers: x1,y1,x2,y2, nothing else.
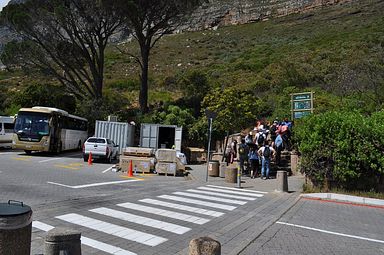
258,140,275,179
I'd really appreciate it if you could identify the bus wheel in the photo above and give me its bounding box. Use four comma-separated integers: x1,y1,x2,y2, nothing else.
24,150,32,155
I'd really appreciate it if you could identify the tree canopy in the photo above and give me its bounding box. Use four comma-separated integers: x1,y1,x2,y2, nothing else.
1,0,124,99
114,0,205,113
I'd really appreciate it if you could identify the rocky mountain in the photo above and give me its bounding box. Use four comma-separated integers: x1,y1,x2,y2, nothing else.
0,0,349,67
181,0,349,31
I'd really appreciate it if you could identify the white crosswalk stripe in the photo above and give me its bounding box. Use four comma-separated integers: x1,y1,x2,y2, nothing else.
197,187,264,197
173,191,247,205
90,207,191,234
55,213,167,246
32,185,267,254
158,195,237,211
139,198,225,217
207,185,268,194
33,221,137,255
185,189,257,201
117,202,210,225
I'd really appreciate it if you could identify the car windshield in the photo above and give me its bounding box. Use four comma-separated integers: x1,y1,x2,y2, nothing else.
87,138,106,143
15,112,50,139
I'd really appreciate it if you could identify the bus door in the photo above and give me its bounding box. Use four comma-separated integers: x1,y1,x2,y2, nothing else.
49,115,61,152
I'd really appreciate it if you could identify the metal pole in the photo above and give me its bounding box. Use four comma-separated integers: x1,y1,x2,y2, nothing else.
206,118,212,182
236,161,241,188
221,131,229,162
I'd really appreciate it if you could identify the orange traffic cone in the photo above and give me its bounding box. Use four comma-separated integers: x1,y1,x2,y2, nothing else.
88,152,93,165
127,160,133,177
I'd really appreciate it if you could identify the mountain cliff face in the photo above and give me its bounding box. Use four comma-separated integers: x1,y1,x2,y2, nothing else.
182,0,348,31
0,0,349,66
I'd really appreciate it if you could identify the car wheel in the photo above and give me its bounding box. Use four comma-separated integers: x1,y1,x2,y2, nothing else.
83,155,88,162
24,150,32,155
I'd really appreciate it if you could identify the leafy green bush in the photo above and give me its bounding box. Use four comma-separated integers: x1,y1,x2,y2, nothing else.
294,110,384,191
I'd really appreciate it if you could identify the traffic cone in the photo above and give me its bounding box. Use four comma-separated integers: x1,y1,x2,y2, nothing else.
127,160,133,177
88,152,93,165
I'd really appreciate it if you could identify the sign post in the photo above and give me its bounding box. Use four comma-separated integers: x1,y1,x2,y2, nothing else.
291,92,314,119
205,109,217,182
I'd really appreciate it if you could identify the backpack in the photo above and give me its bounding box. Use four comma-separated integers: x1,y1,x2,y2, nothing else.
263,146,271,158
257,133,265,145
239,144,246,155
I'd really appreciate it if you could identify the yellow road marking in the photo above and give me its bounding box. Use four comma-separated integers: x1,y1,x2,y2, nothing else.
119,175,144,181
12,157,30,161
54,164,80,170
137,173,155,177
69,163,83,167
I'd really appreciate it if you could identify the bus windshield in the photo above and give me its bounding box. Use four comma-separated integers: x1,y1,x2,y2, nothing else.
14,112,50,140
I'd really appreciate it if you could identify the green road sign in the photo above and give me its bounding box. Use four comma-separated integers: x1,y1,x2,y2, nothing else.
291,92,314,119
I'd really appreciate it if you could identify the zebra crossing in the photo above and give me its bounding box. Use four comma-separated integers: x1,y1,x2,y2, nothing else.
33,185,267,255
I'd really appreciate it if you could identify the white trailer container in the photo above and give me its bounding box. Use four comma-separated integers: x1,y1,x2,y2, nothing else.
140,124,182,152
95,120,135,153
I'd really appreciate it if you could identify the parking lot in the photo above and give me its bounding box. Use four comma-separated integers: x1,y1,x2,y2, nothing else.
240,197,384,255
0,148,151,206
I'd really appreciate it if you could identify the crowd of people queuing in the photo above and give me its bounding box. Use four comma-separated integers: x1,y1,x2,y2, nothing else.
225,118,293,180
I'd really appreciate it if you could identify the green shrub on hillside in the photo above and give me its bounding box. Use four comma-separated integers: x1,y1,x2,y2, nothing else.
294,110,384,191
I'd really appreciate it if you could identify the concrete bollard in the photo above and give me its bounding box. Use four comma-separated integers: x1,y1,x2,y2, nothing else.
208,161,220,177
45,228,81,255
189,236,221,255
225,167,237,183
219,162,226,178
276,171,288,192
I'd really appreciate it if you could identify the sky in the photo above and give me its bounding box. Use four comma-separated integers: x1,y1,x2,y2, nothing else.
0,0,10,11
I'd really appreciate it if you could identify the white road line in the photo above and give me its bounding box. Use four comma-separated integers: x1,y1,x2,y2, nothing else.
117,202,210,225
173,191,247,205
207,185,268,194
47,180,139,189
32,221,137,255
90,207,191,234
158,195,236,211
82,237,137,255
140,199,224,217
102,167,113,173
186,189,256,201
33,221,54,231
39,158,61,163
198,187,264,197
276,221,384,244
56,213,167,246
0,152,19,155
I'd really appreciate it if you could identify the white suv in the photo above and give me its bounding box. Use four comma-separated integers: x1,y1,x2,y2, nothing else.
83,137,119,163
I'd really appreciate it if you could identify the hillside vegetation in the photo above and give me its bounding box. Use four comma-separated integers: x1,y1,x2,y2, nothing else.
0,0,383,140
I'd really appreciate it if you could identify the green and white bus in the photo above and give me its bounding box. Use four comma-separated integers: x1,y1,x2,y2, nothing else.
13,106,88,154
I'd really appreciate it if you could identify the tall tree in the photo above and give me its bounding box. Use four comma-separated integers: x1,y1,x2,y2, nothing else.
1,0,124,100
115,0,205,113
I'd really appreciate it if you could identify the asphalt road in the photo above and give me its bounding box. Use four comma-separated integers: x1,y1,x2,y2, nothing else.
1,149,383,255
240,197,384,255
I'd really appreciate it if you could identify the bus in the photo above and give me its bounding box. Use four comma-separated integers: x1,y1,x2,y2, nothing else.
0,116,15,149
13,106,88,154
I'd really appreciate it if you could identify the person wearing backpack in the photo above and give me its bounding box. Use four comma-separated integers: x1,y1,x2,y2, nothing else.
238,138,248,175
255,129,266,147
248,144,259,178
258,140,275,180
